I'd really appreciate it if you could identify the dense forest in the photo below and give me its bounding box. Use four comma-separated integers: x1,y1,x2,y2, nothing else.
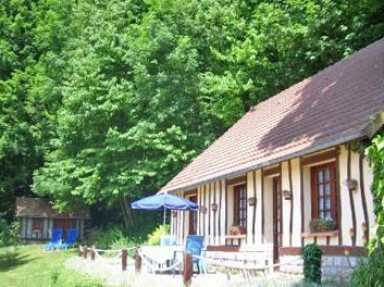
1,0,383,229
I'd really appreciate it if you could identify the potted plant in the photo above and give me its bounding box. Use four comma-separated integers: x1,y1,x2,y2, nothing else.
309,218,337,233
228,223,246,235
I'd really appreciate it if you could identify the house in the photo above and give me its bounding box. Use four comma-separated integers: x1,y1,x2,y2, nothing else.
160,38,384,277
15,197,90,242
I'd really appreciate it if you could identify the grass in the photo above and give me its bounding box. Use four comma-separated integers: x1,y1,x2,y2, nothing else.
0,244,104,287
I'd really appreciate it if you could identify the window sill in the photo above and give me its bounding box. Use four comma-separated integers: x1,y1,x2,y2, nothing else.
301,230,339,238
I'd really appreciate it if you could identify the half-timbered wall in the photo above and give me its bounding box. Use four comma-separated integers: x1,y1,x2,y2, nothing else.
171,144,375,256
19,218,87,241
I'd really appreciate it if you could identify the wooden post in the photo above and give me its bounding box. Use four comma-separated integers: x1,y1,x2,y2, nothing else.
91,246,95,261
122,248,128,271
183,252,192,286
135,247,142,273
83,246,88,259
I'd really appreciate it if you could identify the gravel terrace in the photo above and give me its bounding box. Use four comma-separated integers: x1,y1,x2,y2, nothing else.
66,256,304,287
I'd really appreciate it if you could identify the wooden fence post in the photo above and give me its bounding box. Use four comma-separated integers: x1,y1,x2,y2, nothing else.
91,246,95,261
83,246,88,259
135,247,142,274
122,248,128,271
183,252,192,286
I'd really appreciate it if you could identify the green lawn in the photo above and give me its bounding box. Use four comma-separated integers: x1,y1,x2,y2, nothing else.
0,244,104,287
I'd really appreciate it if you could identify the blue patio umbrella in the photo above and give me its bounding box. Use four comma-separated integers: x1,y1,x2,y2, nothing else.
131,193,199,230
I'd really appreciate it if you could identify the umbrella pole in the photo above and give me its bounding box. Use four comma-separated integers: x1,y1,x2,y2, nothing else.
163,208,166,235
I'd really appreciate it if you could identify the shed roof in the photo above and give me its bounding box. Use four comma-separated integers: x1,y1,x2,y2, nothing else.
160,38,384,194
15,197,91,219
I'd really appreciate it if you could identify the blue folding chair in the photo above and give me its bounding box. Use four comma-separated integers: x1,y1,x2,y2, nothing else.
61,228,78,249
185,235,205,274
44,228,62,251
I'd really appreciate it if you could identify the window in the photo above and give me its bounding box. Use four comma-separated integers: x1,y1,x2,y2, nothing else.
311,163,337,220
32,218,43,232
234,184,247,228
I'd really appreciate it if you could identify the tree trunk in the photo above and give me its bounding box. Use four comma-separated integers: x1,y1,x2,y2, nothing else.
119,194,134,229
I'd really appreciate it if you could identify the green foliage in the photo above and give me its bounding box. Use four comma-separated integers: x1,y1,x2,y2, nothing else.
147,224,170,246
0,218,20,267
349,249,384,287
0,217,19,248
0,0,383,228
309,218,337,233
365,133,384,250
302,243,323,285
90,225,130,250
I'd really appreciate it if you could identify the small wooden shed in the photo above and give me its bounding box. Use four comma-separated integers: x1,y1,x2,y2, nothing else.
15,197,91,241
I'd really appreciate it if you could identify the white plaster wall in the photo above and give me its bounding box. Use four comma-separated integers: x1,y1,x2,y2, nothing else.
247,171,255,244
350,150,364,246
203,185,209,236
339,145,353,246
197,186,202,236
227,185,234,229
291,158,302,246
281,161,291,247
255,170,263,245
219,179,227,245
209,182,215,245
302,166,312,233
263,177,273,244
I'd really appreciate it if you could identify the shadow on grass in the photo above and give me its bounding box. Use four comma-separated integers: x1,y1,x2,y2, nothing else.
0,251,37,272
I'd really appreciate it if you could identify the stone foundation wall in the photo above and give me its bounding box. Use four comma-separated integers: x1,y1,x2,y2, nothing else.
280,254,363,282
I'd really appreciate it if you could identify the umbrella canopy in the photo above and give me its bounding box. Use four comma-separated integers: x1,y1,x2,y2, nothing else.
131,193,198,211
131,193,198,231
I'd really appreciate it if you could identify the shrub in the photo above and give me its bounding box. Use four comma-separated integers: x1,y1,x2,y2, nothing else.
349,248,384,287
147,225,169,246
302,243,323,285
0,218,19,248
90,225,128,249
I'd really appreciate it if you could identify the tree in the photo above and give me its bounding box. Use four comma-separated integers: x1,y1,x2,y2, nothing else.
0,0,383,228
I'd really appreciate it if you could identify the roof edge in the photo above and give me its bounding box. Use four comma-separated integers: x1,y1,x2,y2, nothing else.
159,132,366,194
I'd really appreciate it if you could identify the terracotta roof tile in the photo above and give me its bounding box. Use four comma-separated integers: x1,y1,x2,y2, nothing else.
160,38,384,193
15,197,91,219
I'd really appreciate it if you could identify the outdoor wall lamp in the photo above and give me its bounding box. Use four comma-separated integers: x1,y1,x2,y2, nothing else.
248,197,256,206
345,179,358,191
283,190,292,200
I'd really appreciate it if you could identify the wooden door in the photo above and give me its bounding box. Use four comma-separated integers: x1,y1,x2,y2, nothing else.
188,195,197,235
273,177,282,265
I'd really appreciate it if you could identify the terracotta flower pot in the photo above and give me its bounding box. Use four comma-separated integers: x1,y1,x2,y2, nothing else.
229,226,240,235
229,226,246,235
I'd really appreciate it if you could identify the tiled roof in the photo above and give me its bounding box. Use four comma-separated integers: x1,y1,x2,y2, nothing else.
160,38,384,194
15,197,91,219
